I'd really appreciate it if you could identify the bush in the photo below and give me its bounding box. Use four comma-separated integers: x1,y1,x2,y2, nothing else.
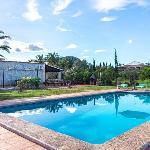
30,77,41,89
17,77,41,92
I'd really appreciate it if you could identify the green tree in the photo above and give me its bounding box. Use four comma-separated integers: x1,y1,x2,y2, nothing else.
45,52,59,66
59,56,80,70
29,54,45,63
99,62,102,68
140,67,150,80
114,48,119,85
0,30,11,57
100,66,115,85
93,59,96,71
73,59,89,69
63,57,91,84
103,62,105,67
119,69,139,85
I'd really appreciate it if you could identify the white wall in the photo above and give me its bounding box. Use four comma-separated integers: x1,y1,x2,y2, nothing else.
0,61,45,86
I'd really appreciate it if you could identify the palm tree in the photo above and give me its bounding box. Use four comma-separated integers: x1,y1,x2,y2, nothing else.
35,54,45,63
45,52,59,66
28,54,45,63
0,30,11,57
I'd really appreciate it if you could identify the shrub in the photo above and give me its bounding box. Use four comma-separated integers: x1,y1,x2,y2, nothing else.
30,77,41,89
17,77,41,92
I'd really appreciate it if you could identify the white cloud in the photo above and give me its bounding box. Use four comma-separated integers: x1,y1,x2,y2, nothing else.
52,0,73,15
83,49,89,52
56,20,71,32
6,55,29,62
80,55,90,60
92,0,148,13
72,10,82,17
80,49,89,56
95,102,107,106
28,44,43,51
56,26,71,32
0,39,46,53
128,39,133,44
95,49,106,53
66,43,78,49
23,0,42,21
101,16,117,22
8,108,44,118
65,107,77,113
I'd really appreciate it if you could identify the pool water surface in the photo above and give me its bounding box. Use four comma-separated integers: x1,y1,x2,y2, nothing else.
1,92,150,144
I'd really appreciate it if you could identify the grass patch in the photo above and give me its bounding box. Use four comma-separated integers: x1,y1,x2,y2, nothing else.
0,85,115,101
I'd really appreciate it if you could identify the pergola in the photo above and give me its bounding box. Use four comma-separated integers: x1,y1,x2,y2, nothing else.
45,65,63,80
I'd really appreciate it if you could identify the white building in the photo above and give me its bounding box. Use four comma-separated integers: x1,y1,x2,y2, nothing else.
119,61,146,70
0,61,62,86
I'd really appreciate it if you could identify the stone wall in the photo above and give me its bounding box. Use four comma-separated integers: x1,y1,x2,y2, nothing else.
0,61,45,86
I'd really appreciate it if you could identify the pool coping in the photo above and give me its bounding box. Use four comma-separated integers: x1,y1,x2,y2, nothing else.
1,89,150,150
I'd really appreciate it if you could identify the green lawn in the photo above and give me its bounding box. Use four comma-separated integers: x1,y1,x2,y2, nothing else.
0,85,115,101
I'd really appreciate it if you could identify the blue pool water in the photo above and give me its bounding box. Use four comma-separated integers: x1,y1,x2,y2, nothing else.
1,92,150,144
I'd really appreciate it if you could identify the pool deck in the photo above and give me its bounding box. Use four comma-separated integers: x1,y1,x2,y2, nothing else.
0,126,46,150
0,89,150,150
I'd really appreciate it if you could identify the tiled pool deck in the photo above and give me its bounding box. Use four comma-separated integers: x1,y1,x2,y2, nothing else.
0,89,150,150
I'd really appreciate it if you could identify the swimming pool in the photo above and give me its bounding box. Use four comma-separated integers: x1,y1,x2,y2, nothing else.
1,92,150,144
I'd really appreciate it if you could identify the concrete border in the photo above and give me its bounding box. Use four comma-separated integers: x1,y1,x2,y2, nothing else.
0,113,94,150
0,119,55,150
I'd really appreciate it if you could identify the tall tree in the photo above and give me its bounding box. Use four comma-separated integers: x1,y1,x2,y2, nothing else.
103,62,105,67
99,62,102,68
114,48,119,85
0,30,11,58
93,59,96,71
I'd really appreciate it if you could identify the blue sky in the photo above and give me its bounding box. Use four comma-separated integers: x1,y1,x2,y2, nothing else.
0,0,150,64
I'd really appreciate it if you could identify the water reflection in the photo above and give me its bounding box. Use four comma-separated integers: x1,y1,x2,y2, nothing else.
8,108,44,117
113,92,127,116
0,93,122,114
119,110,150,119
133,93,150,104
65,107,77,113
45,101,63,113
115,94,119,116
0,92,143,118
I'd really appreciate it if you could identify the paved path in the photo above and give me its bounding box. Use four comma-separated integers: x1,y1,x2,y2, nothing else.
0,126,46,150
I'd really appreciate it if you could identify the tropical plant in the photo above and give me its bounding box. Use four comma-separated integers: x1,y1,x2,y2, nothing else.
29,54,45,63
0,30,11,58
45,52,59,66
